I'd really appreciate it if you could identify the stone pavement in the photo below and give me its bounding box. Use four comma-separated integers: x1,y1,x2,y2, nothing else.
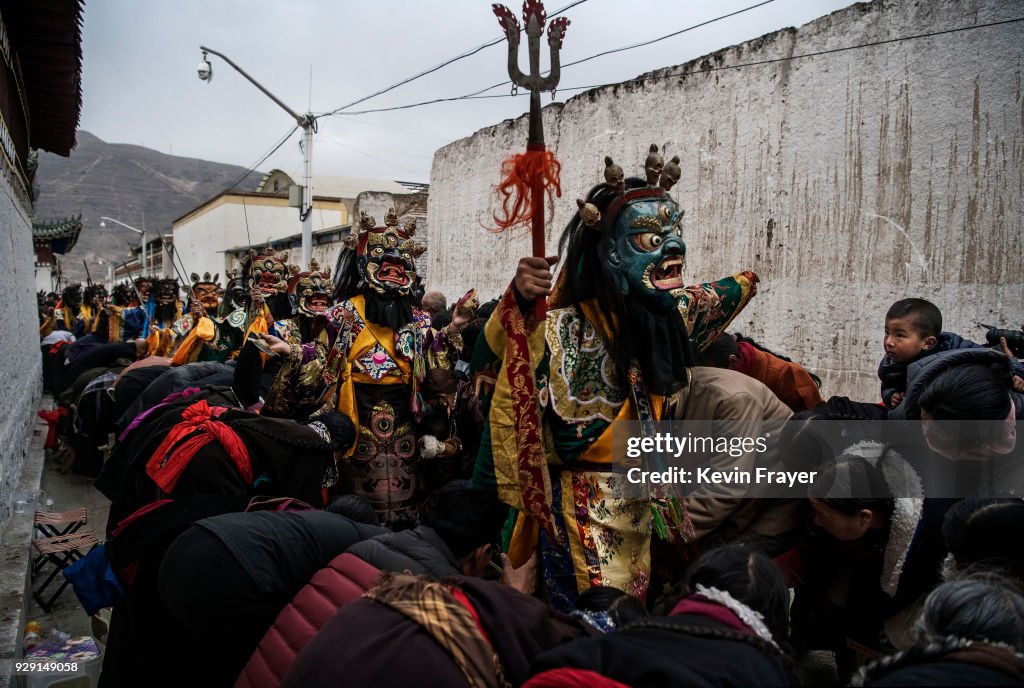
0,396,110,686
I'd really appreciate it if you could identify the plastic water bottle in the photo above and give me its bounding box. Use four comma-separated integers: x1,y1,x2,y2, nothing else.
23,621,42,651
36,490,54,512
47,629,70,644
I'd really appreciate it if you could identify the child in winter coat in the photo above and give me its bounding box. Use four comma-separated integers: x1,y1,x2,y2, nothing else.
878,298,1024,408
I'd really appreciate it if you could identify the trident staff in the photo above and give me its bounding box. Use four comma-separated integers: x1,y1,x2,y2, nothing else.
491,0,569,319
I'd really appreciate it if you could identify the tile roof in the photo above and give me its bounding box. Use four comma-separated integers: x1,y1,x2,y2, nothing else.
32,214,81,253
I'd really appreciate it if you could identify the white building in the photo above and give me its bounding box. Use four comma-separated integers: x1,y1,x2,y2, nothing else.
172,171,422,282
222,189,430,284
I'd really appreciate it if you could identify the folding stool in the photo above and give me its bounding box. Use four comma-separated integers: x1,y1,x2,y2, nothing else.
32,508,88,575
31,529,99,612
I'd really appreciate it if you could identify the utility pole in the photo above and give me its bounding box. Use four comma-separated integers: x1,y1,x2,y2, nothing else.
198,46,315,269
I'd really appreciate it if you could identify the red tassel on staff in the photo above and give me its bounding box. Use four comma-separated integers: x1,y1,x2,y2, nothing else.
491,143,562,318
491,144,562,237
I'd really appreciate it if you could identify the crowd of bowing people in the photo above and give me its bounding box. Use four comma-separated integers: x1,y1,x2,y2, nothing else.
35,192,1024,688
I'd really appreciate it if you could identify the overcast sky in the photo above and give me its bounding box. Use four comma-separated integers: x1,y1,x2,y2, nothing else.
80,0,855,183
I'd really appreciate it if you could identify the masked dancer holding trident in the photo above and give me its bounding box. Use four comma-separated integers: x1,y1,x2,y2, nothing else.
473,0,797,610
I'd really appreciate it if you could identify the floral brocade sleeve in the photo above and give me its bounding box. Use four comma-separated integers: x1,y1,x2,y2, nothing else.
678,270,758,353
425,324,464,371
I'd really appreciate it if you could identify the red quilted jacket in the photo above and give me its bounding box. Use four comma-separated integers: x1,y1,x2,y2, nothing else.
234,552,381,688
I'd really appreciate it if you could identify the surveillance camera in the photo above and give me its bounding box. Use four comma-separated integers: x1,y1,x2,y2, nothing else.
197,58,212,82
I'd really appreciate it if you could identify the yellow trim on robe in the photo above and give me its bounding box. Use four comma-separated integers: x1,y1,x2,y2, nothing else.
507,513,539,568
171,317,215,365
487,296,548,514
335,295,413,457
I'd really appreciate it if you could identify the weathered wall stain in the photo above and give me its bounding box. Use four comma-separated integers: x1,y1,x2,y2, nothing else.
427,0,1024,401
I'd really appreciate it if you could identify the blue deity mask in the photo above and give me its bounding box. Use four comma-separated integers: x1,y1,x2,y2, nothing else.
598,189,686,311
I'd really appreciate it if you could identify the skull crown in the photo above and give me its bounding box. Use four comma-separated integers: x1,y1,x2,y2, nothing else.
578,147,684,229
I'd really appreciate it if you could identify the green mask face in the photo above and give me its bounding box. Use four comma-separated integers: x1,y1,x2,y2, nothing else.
598,189,686,311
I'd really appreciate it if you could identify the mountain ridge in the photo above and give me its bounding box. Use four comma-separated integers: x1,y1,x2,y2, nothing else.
33,130,262,283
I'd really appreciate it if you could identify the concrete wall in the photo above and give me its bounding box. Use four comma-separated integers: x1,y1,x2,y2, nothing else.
0,180,43,524
426,0,1024,402
34,265,53,293
173,199,346,284
311,238,344,277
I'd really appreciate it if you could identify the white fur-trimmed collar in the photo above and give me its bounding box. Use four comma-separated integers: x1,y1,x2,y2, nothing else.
840,441,925,597
694,584,779,649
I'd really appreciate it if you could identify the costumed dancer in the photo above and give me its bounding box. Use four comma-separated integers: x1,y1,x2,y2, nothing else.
172,273,246,363
475,0,760,614
79,283,108,337
132,276,155,319
98,282,147,342
243,248,292,336
146,278,182,356
261,209,464,523
326,209,441,523
277,260,334,345
53,283,84,333
472,150,760,610
235,260,337,419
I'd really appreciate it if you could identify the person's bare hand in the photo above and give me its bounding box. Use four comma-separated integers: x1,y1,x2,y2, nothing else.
513,256,558,301
998,336,1021,360
890,392,905,408
501,551,538,595
450,309,472,331
250,287,265,309
257,331,291,356
190,301,205,319
1012,375,1024,393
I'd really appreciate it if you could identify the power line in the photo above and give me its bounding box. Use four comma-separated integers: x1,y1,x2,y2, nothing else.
334,93,511,117
317,0,590,118
333,0,786,115
334,15,1024,116
553,15,1024,94
319,134,426,178
332,114,451,142
453,0,776,101
222,125,299,193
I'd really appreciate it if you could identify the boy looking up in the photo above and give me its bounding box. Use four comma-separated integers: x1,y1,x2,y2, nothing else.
879,298,1024,407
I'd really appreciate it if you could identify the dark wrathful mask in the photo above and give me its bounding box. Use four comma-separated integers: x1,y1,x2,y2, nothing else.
62,285,83,310
355,209,425,299
598,189,686,312
247,250,289,297
135,280,153,302
287,261,334,317
111,284,133,306
155,280,178,305
84,285,107,304
225,277,247,310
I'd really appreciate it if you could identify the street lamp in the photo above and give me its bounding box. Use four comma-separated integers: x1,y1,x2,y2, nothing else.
100,216,148,275
95,258,115,290
198,46,315,269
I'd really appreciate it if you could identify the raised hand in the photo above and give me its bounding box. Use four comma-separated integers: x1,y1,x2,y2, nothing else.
513,255,559,301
